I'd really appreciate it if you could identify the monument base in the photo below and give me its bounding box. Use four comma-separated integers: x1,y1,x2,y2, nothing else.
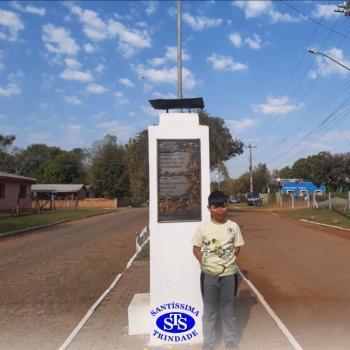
128,293,150,335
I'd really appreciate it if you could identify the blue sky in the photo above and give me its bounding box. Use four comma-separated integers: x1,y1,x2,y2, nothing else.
1,0,350,178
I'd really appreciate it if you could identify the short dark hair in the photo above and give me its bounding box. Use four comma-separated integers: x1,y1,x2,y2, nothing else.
208,191,227,206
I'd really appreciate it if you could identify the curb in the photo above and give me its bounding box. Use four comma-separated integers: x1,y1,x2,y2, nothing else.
299,219,350,232
0,209,118,239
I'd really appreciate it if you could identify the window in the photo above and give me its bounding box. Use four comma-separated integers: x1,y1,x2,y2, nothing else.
19,185,27,199
0,183,5,199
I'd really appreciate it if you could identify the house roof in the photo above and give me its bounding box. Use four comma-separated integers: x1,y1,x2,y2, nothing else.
31,184,86,193
0,171,37,183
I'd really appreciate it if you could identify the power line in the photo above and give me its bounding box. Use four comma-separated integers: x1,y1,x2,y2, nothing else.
280,0,350,41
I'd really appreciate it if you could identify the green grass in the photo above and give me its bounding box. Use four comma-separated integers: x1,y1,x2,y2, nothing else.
0,209,116,235
137,241,150,261
275,208,350,229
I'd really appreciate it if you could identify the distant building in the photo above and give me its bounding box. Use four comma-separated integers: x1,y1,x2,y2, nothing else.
0,172,37,212
281,181,325,196
31,184,88,200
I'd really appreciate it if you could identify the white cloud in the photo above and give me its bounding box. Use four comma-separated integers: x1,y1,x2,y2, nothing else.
0,83,21,97
95,63,105,74
69,4,151,57
113,91,124,98
86,83,108,94
133,65,196,90
207,53,247,71
312,4,338,19
233,0,272,18
42,23,80,55
308,48,350,78
245,34,262,50
229,32,263,50
0,62,5,72
269,10,302,24
141,105,159,117
28,132,50,144
64,95,82,105
183,13,223,31
119,78,134,87
84,43,96,53
227,118,256,133
64,58,81,69
252,96,302,115
228,32,242,48
0,10,24,41
145,1,157,15
233,0,301,23
323,130,350,142
152,92,177,99
97,120,136,143
11,2,46,16
60,69,93,82
148,46,190,66
65,124,83,130
116,98,130,107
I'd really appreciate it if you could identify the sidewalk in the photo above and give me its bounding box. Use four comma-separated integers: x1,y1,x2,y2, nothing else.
67,259,294,350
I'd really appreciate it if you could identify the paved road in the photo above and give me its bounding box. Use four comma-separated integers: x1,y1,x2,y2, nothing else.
0,208,148,350
231,208,350,350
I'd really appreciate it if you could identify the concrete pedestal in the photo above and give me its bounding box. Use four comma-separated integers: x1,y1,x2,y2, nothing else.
149,113,210,345
128,112,210,346
128,293,150,335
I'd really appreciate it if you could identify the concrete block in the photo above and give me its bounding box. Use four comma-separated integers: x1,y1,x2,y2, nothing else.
128,293,150,335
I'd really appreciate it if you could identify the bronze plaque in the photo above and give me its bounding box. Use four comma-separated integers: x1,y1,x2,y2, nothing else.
158,139,201,222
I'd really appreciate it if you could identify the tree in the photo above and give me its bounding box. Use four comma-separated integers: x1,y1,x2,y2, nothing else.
253,163,271,192
16,144,63,179
229,163,271,194
90,135,128,198
199,111,244,173
38,149,87,184
0,134,17,173
276,166,294,179
124,130,149,202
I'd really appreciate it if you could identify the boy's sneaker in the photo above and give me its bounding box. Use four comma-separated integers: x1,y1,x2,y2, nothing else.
225,342,239,350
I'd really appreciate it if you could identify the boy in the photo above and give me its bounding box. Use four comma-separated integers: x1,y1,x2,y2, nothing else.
192,191,244,350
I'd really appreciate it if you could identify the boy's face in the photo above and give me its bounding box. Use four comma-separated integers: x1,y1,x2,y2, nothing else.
207,203,228,223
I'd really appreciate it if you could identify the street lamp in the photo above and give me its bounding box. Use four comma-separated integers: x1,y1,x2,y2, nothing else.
308,48,350,72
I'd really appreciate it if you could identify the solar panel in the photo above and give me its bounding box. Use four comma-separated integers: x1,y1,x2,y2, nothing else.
149,97,204,111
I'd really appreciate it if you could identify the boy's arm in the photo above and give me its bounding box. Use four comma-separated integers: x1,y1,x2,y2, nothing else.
193,245,203,263
234,246,241,256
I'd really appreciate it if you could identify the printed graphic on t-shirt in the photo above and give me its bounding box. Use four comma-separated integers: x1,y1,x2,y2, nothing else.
201,227,236,275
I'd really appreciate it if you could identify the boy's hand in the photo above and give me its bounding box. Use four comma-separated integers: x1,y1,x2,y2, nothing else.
193,246,203,263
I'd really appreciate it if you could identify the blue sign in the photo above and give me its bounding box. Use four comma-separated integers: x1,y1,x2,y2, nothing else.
156,312,195,333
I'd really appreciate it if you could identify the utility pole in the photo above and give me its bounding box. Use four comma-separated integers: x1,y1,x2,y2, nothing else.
245,144,257,192
177,0,182,99
335,0,350,16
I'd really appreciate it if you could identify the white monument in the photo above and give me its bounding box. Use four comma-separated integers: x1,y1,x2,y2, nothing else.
128,98,210,346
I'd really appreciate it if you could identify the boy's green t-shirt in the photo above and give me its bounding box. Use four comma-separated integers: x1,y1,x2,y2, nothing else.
192,219,244,277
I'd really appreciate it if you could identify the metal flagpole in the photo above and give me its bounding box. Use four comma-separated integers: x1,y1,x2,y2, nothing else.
177,0,182,99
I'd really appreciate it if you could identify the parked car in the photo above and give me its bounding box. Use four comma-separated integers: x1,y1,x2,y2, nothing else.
228,195,241,203
246,192,262,206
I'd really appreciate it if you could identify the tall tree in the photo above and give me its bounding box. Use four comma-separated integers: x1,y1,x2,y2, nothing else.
90,135,128,198
38,149,87,184
16,144,63,178
199,111,244,174
0,134,17,173
124,130,149,202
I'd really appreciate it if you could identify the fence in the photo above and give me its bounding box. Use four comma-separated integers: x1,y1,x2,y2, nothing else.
264,191,350,212
32,198,118,210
